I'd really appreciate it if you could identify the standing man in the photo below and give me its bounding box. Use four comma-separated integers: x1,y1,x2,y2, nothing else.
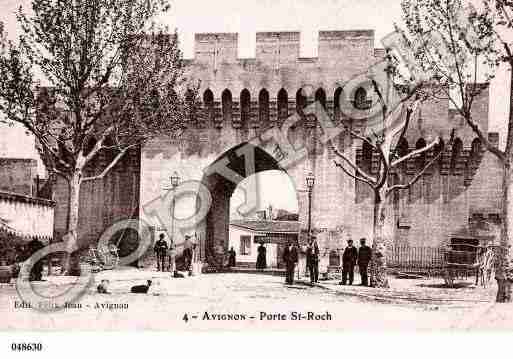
183,235,193,274
27,237,45,281
154,233,168,272
228,246,236,268
306,235,320,284
256,243,267,271
168,237,177,275
357,238,372,286
282,241,298,285
340,239,357,285
191,243,198,275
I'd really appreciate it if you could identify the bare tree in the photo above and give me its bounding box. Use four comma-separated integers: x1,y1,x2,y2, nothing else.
0,0,194,275
330,73,454,288
401,0,513,302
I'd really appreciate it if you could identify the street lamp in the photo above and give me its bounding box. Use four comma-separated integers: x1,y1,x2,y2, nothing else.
306,172,315,239
169,171,180,239
299,172,315,280
170,171,180,189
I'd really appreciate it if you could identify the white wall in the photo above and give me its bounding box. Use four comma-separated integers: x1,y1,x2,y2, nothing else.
229,226,257,263
228,225,278,267
0,195,54,241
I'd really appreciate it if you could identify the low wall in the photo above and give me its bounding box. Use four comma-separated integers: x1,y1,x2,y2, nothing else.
0,191,55,242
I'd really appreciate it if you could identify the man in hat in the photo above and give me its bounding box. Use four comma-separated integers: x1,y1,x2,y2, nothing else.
183,235,193,274
154,233,168,272
168,237,177,275
282,241,298,285
357,238,372,286
340,239,358,285
228,246,236,268
306,235,320,284
256,242,267,271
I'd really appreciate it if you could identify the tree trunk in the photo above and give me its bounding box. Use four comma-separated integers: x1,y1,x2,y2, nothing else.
62,169,82,276
496,59,513,302
370,190,389,288
496,161,513,302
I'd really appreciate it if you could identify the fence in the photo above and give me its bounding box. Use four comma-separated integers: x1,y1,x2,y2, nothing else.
387,246,446,275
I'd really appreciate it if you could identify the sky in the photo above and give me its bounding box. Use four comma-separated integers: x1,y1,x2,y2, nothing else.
230,170,299,217
0,0,511,215
159,0,404,58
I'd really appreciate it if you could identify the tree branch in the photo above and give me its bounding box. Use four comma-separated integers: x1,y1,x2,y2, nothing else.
83,125,115,165
389,99,420,161
82,144,136,181
371,79,388,120
387,154,436,194
346,127,378,150
333,160,375,188
375,143,389,189
329,139,377,184
386,129,455,195
391,136,439,168
466,115,506,162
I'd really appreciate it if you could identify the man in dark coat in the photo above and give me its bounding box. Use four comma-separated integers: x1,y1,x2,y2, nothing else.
183,235,194,273
357,238,372,286
306,236,320,284
27,237,45,281
282,241,298,285
168,238,177,273
256,243,267,270
154,233,168,272
228,246,236,267
340,239,358,285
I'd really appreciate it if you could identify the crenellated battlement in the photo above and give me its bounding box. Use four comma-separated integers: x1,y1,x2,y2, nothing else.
184,29,383,101
255,31,300,63
190,30,376,65
194,32,239,63
181,30,490,153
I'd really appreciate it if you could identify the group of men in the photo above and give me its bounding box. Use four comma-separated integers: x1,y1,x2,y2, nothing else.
280,236,321,286
282,236,372,287
153,233,195,275
340,238,372,286
154,233,372,285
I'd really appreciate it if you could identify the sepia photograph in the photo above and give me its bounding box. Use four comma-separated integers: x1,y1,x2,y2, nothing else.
0,0,512,348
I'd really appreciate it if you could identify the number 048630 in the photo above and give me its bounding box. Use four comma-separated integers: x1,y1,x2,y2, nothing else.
11,343,43,352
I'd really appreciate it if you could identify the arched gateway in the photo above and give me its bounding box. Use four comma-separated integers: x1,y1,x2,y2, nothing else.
201,142,297,266
63,30,499,272
139,130,310,269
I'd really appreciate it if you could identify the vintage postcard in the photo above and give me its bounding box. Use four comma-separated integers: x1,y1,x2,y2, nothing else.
0,0,512,340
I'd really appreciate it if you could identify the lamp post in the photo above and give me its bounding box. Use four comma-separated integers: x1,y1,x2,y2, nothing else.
302,172,315,279
306,172,315,239
169,171,180,239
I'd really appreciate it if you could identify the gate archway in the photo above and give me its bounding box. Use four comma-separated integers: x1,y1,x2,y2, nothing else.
199,142,298,267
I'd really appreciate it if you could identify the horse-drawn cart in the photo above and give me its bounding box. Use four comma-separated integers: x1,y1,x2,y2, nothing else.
442,243,498,287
